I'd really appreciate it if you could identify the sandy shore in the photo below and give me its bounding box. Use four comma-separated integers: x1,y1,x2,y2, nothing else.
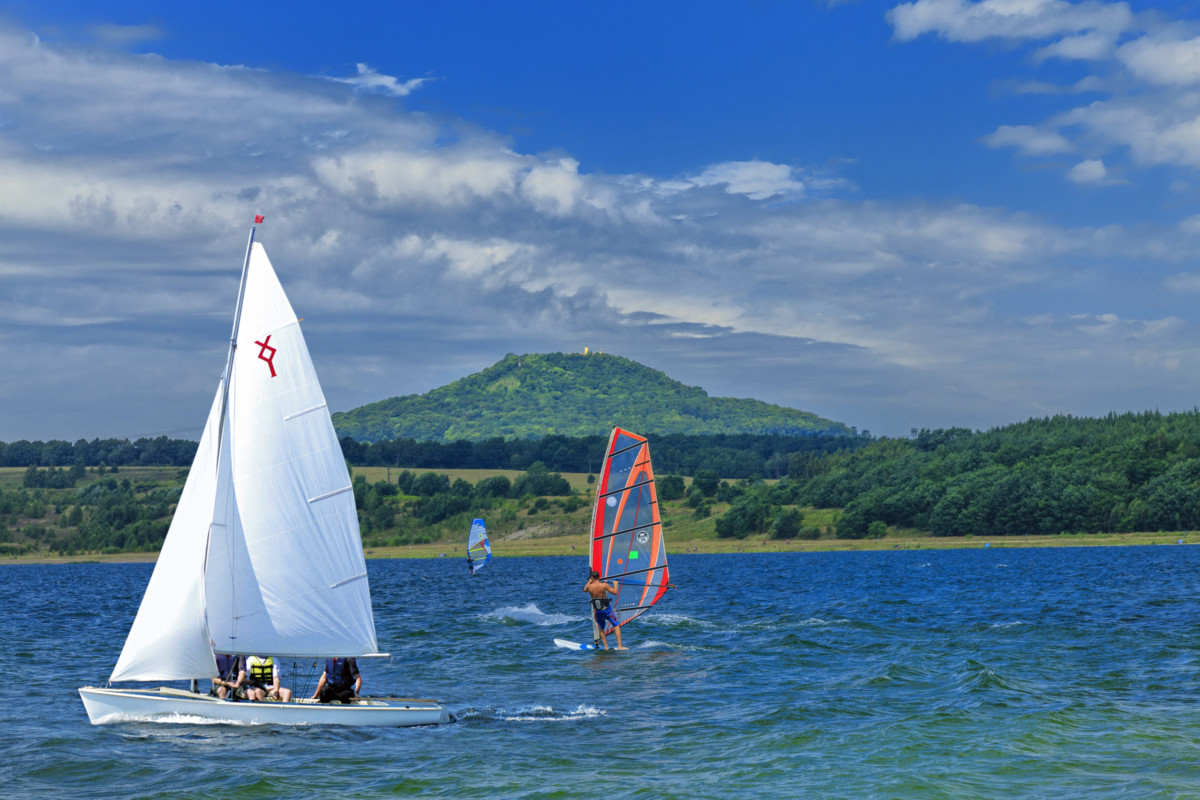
3,530,1195,565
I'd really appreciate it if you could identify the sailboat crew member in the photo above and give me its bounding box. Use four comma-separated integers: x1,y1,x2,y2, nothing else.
212,653,247,700
245,655,292,703
584,569,626,650
312,657,361,703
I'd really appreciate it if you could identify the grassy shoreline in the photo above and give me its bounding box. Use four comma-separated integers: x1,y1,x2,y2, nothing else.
3,530,1195,566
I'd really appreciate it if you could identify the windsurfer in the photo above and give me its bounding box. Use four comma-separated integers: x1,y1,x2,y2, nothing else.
584,569,625,650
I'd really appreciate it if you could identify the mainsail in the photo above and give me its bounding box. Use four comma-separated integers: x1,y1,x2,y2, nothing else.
109,235,378,682
467,518,491,575
588,427,670,627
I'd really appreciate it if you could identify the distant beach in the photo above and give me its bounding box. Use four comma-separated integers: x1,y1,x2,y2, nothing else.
4,530,1194,566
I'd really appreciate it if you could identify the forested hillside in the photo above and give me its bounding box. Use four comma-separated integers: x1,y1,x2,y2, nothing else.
332,352,854,442
781,411,1200,537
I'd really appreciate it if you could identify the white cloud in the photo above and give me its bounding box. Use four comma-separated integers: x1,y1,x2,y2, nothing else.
1117,35,1200,86
982,124,1073,155
688,160,805,199
1055,95,1200,169
312,148,525,207
520,158,585,215
1066,157,1108,182
328,63,431,96
1035,30,1118,61
886,0,1133,44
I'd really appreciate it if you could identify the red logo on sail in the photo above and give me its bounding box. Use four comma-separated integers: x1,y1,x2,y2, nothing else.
256,335,278,377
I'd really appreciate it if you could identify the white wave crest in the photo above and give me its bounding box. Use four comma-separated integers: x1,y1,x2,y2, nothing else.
646,613,718,629
498,704,606,722
481,602,582,626
102,712,263,726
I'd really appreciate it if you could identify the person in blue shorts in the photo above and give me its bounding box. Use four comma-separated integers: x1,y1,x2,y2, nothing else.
584,569,625,650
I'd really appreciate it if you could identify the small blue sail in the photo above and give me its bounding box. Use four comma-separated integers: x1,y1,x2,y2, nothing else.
467,518,491,575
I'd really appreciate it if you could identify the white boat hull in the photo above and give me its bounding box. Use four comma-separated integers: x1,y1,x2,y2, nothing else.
79,686,452,727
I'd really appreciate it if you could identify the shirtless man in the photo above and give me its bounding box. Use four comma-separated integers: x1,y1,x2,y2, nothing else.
583,569,625,650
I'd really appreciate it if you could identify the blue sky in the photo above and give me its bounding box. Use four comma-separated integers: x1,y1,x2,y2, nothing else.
3,0,1200,442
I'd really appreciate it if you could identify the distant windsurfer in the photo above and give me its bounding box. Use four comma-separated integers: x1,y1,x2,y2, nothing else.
584,569,625,650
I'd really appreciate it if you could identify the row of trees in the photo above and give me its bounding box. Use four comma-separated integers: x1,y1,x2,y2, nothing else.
3,431,864,480
339,432,865,479
0,437,197,468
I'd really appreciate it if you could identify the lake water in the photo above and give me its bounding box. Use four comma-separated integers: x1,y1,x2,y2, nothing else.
4,546,1200,799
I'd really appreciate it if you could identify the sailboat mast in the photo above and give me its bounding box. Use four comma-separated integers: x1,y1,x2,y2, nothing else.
214,218,261,470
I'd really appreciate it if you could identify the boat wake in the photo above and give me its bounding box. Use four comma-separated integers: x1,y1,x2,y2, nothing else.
458,704,607,723
100,712,264,726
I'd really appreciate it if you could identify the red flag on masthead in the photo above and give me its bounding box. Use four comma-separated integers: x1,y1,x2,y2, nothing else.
254,214,265,224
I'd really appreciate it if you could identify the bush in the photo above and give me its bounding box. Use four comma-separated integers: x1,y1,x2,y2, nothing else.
770,508,803,540
659,475,685,501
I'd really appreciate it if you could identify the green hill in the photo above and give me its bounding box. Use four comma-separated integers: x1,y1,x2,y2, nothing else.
332,352,853,443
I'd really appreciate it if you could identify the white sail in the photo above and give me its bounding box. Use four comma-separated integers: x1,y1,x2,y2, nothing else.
109,386,223,682
206,243,378,657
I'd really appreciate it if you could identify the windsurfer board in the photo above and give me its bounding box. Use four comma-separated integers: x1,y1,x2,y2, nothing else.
554,638,601,651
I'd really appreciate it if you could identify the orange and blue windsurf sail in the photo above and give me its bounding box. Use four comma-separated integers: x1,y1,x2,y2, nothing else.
589,427,670,626
467,518,491,575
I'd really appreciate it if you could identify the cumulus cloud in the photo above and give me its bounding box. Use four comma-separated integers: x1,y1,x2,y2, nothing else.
1,17,1199,443
1117,34,1200,86
1066,157,1109,182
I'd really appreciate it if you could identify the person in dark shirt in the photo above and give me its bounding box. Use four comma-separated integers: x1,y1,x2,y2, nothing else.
211,653,247,700
311,657,361,703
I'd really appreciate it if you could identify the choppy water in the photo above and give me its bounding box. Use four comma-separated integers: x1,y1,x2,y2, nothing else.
4,546,1200,799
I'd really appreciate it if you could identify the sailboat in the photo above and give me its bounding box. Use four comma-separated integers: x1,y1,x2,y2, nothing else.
78,219,451,727
555,427,671,650
466,518,491,575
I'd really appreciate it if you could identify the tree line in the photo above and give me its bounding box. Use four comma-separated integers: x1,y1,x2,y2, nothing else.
1,431,867,480
0,437,197,469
